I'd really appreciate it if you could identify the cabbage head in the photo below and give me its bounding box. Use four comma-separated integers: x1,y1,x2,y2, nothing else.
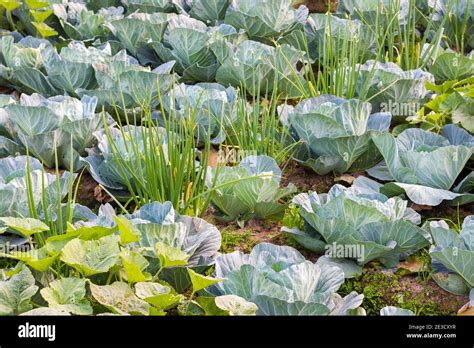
279,95,392,175
207,243,365,315
0,35,55,95
156,82,239,144
337,0,410,26
206,155,296,226
75,200,222,292
284,176,430,267
151,15,246,82
286,14,375,61
5,94,106,170
216,40,309,99
427,216,473,295
427,0,474,50
186,0,230,24
106,12,173,59
223,0,308,43
368,125,474,206
121,0,186,13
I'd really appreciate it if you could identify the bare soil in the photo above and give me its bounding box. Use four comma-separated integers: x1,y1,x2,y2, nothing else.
297,0,339,12
281,162,336,193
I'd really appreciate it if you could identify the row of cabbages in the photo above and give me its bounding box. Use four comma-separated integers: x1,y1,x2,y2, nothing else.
0,182,471,316
0,89,472,205
279,95,474,206
0,180,471,315
0,191,365,316
283,175,473,296
32,0,474,51
1,0,471,105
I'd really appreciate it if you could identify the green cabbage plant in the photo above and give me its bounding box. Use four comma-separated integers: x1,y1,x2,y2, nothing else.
156,82,239,144
216,40,309,98
106,12,173,59
206,155,296,226
279,95,392,175
151,15,246,82
52,2,124,41
368,125,474,206
427,216,473,295
0,156,72,218
207,243,365,315
4,94,107,169
284,176,430,267
355,60,435,122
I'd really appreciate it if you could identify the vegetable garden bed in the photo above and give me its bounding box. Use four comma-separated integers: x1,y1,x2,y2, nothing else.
0,0,472,317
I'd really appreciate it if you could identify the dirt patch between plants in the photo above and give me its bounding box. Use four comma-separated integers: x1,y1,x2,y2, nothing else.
344,267,470,316
75,172,112,209
281,163,336,193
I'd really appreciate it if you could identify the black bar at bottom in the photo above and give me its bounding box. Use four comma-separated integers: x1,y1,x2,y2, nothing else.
0,316,471,346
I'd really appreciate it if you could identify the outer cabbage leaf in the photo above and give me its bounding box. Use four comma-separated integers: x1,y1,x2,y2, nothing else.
82,125,170,192
107,12,171,58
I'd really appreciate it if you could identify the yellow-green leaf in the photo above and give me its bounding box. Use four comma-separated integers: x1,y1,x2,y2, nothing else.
155,242,190,268
0,0,21,11
115,216,141,245
25,0,49,9
32,22,58,38
30,9,53,22
119,249,151,283
187,268,221,293
0,217,49,238
0,248,59,272
135,282,183,311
